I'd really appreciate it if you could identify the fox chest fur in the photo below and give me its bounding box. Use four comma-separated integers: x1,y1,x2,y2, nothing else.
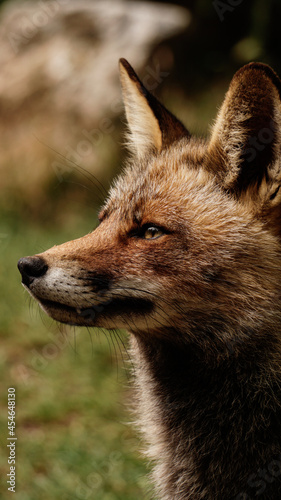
18,61,281,499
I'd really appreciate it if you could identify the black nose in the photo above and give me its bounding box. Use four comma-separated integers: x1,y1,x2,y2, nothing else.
18,256,48,287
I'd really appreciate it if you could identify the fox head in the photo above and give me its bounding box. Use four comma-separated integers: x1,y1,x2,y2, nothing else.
18,60,281,357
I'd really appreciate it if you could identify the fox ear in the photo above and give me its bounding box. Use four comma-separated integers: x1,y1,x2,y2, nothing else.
209,63,281,203
119,58,189,157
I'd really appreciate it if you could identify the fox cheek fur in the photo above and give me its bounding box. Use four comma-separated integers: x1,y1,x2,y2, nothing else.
18,60,281,499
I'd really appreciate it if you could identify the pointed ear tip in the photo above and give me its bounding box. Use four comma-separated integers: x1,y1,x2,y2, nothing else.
119,57,128,67
236,61,273,75
119,59,141,91
119,58,133,75
119,59,133,81
119,58,126,74
233,61,281,91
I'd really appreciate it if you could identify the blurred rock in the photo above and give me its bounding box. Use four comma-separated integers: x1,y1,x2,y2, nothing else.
0,0,190,215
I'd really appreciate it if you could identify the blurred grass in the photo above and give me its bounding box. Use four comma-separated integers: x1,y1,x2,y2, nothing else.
0,209,150,500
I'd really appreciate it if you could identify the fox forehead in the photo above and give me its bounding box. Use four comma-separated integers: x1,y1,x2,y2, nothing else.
102,139,208,217
100,138,249,233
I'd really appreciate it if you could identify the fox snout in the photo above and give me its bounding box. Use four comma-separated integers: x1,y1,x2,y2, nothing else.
17,251,115,328
17,237,156,331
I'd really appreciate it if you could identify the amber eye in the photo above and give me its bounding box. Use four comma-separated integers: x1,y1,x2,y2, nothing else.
143,226,164,240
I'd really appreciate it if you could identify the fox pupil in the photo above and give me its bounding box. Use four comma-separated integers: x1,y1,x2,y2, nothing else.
143,226,163,239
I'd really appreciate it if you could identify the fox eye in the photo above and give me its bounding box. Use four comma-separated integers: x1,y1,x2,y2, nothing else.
143,226,164,240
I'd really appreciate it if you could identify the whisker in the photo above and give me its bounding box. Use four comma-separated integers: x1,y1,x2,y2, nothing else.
33,135,108,199
112,329,132,371
100,287,182,332
110,284,186,317
86,327,94,359
54,179,105,207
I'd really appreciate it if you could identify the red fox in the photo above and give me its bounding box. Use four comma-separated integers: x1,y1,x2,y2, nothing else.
18,60,281,499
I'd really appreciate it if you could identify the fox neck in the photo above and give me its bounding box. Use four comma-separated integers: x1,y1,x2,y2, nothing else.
130,331,281,500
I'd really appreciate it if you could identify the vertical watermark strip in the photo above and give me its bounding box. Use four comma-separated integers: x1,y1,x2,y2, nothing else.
7,388,16,493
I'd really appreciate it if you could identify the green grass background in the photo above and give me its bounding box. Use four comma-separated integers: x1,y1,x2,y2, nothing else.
0,210,151,500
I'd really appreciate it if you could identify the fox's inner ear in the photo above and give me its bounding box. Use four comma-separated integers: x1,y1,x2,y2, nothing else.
119,58,189,157
208,63,281,202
